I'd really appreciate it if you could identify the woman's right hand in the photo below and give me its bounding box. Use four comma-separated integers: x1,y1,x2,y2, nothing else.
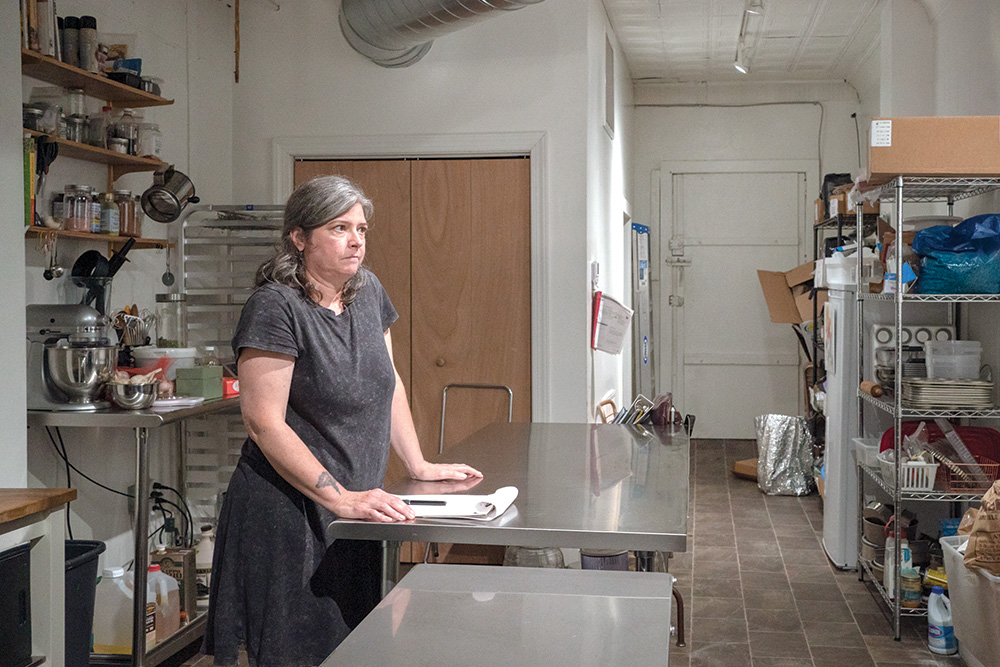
331,488,415,522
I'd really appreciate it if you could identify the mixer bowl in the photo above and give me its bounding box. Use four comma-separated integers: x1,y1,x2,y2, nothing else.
109,382,158,410
45,345,117,403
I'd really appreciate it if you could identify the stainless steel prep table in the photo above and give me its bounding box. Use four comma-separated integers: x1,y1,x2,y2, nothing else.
27,397,241,667
321,563,675,667
327,422,690,592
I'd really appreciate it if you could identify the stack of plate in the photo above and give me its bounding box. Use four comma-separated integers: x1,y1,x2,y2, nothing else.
902,358,927,378
901,378,994,410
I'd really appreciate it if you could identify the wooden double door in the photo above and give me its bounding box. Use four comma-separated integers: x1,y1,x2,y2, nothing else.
293,158,531,562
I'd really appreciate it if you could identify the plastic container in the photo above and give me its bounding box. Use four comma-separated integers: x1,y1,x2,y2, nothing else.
147,564,181,644
876,450,939,491
61,16,80,67
925,340,982,379
928,585,958,655
64,540,105,667
884,532,913,599
852,437,880,468
92,567,132,654
131,346,198,380
78,16,99,73
941,535,1000,667
196,525,215,600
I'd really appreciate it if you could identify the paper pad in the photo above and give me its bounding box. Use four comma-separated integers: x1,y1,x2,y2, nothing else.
397,486,518,521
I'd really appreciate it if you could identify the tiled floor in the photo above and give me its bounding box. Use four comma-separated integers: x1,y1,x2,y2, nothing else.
668,438,967,667
179,438,969,667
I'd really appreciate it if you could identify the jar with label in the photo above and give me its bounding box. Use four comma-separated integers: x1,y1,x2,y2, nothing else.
50,193,64,225
136,123,162,159
90,191,102,234
156,293,187,348
65,114,86,143
99,193,120,235
114,190,136,236
901,570,922,608
63,185,91,232
86,107,111,148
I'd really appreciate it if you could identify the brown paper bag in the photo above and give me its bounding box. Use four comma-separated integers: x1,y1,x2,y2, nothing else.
958,507,979,535
965,481,1000,576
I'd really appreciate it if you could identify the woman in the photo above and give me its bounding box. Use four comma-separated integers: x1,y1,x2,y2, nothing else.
203,176,482,666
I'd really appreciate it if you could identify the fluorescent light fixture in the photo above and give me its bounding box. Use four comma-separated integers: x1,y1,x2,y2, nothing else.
734,43,748,73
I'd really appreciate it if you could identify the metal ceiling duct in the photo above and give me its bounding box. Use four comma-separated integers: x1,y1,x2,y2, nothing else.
339,0,545,68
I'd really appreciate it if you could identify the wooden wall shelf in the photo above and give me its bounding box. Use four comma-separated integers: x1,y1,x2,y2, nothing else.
21,49,173,108
25,226,170,250
25,130,165,180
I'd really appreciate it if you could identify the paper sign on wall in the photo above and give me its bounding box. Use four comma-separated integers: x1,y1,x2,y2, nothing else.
591,292,633,354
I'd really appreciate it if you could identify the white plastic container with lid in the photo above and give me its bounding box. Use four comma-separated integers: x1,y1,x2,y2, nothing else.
940,535,1000,667
925,340,982,379
148,564,181,643
92,567,132,654
196,525,215,601
131,346,198,380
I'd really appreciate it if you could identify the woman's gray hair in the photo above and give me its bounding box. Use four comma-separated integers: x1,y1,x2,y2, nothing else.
256,175,374,305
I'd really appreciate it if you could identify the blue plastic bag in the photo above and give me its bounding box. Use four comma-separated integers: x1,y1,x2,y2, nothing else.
911,214,1000,294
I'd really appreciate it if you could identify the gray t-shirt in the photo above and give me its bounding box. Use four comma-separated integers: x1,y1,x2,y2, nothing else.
232,269,399,491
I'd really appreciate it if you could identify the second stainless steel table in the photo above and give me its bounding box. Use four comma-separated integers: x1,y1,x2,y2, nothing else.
327,422,690,591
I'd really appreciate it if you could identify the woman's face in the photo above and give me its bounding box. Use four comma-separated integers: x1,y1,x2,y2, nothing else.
292,201,368,286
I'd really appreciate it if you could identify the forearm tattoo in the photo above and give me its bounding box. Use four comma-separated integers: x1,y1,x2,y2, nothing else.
316,472,341,495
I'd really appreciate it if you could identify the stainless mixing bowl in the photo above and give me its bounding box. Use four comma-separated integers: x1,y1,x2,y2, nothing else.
109,382,158,410
45,344,117,404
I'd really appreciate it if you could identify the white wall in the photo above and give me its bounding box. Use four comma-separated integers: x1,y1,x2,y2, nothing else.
587,5,634,417
233,0,609,423
1,0,27,487
632,82,863,401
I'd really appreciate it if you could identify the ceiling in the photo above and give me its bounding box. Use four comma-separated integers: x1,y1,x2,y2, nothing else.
602,0,884,85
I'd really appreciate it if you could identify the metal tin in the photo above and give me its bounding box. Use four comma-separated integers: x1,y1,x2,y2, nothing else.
901,571,922,608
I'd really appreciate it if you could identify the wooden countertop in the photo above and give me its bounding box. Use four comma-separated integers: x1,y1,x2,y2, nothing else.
0,488,77,526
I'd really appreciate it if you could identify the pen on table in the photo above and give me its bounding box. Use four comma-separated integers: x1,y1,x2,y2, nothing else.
403,499,447,506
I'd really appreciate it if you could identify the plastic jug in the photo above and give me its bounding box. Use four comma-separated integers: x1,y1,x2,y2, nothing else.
927,586,958,655
884,528,912,599
92,567,132,654
148,564,181,643
196,525,215,600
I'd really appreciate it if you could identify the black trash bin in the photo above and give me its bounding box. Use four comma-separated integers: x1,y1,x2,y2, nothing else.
65,540,106,667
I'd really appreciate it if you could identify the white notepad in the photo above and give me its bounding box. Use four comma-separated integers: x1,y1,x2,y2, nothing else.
397,486,518,521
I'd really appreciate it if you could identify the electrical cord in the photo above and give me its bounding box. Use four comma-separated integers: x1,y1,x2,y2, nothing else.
153,482,195,547
154,495,189,546
45,427,134,498
53,428,74,539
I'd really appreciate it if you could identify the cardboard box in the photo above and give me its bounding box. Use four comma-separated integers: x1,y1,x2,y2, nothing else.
828,192,848,217
814,197,825,225
151,548,197,623
868,116,1000,185
757,261,828,324
175,365,223,400
732,458,757,481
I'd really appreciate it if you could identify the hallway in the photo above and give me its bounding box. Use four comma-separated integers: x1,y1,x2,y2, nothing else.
669,439,966,667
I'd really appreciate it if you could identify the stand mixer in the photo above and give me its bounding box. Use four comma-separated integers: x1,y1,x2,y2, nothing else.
27,304,117,411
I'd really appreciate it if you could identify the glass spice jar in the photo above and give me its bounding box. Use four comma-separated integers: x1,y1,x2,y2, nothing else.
114,190,136,236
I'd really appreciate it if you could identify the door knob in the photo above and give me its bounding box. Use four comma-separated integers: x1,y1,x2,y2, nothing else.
435,358,446,367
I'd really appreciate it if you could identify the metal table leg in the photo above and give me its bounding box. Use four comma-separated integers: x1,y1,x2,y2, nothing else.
132,427,151,667
381,540,401,599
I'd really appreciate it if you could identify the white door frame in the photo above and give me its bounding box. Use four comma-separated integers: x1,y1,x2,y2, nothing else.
272,133,549,421
656,159,816,419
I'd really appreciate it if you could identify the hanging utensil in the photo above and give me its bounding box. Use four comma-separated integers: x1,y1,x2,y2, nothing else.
162,245,175,286
141,166,200,223
42,236,64,281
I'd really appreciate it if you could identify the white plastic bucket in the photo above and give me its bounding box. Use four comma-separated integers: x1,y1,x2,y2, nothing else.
940,535,1000,667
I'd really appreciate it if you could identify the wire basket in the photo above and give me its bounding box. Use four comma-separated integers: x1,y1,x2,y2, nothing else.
939,455,1000,493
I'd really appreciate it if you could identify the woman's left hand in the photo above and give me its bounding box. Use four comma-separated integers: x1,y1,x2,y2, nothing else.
410,461,483,482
